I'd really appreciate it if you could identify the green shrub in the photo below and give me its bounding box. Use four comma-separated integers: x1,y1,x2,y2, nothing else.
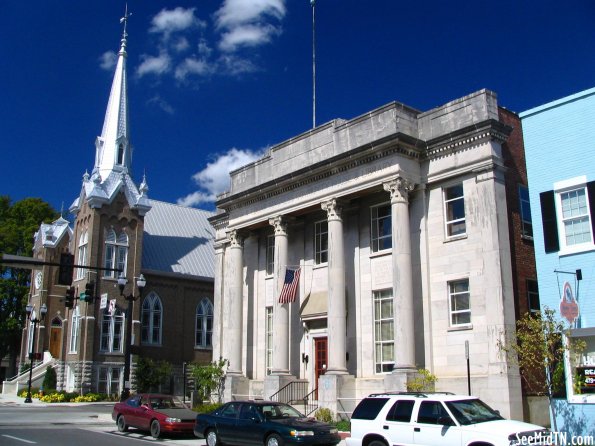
407,368,437,392
314,407,333,423
334,419,350,432
193,402,222,413
42,366,57,392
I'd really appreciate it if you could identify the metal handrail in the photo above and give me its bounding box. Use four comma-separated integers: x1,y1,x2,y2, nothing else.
269,381,318,416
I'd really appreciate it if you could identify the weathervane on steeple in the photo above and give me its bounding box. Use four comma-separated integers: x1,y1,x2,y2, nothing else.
120,4,132,37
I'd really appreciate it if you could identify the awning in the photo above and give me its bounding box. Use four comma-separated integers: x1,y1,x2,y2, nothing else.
299,291,327,321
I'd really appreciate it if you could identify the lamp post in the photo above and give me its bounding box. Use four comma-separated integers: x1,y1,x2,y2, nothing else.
118,274,146,401
24,303,47,403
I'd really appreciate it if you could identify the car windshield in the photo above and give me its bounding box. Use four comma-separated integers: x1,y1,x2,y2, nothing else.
445,399,504,425
148,396,186,410
258,404,305,420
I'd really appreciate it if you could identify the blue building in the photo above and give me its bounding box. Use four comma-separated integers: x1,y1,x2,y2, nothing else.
521,88,595,436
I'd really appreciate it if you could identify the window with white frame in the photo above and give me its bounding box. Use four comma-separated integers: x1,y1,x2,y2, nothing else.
371,203,392,252
519,185,533,239
76,231,88,280
449,279,471,327
100,306,124,352
69,306,81,353
103,229,128,278
373,289,394,373
265,307,273,375
540,177,595,255
266,235,275,276
98,366,122,395
444,183,466,237
195,298,213,349
527,279,540,315
559,188,592,246
141,292,162,345
314,220,328,264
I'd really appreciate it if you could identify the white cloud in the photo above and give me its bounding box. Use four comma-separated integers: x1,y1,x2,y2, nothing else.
175,57,212,80
177,148,264,206
147,95,175,114
99,51,117,71
215,0,286,52
150,7,206,38
217,54,259,76
215,0,286,29
136,52,172,78
218,24,279,52
173,37,191,53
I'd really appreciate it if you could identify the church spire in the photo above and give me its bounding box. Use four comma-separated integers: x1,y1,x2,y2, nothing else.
94,6,132,181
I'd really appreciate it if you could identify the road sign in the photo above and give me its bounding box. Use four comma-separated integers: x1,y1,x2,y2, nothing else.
100,294,108,310
109,299,116,316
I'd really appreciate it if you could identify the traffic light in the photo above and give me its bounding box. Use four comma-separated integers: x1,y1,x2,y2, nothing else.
58,253,74,286
65,287,75,308
84,281,95,304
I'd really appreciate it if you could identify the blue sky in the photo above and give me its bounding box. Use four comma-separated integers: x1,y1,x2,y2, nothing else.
1,0,594,213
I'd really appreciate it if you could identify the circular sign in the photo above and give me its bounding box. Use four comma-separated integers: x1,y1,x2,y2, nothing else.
560,281,579,324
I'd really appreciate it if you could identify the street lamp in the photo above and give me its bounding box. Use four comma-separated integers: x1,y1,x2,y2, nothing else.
24,303,47,403
118,273,146,401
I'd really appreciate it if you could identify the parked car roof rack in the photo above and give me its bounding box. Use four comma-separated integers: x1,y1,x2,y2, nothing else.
367,391,456,398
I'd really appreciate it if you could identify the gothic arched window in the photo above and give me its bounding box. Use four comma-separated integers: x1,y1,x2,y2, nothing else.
104,229,128,278
76,231,88,280
100,306,124,352
141,292,162,345
195,298,213,349
117,143,125,165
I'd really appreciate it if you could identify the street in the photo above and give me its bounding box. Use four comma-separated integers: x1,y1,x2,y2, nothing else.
0,425,201,445
0,403,202,445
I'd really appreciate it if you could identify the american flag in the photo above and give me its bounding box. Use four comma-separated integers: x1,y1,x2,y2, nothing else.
278,268,301,304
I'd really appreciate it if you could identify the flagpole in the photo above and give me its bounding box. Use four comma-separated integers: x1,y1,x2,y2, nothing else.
311,0,316,128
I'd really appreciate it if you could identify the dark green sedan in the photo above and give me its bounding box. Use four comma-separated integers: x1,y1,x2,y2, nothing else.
194,400,341,446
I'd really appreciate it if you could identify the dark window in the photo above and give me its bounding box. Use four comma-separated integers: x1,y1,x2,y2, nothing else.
519,185,533,238
240,404,259,420
540,190,559,253
386,400,415,422
351,398,390,420
527,279,540,315
417,401,450,424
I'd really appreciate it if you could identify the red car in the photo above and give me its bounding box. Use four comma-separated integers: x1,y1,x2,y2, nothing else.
112,393,196,439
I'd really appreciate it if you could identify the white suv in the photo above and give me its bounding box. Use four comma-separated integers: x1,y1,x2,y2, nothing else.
346,392,549,446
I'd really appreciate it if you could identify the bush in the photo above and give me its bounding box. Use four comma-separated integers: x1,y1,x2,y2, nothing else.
135,357,172,393
334,419,350,432
314,407,333,423
407,368,437,392
42,366,57,392
193,402,222,413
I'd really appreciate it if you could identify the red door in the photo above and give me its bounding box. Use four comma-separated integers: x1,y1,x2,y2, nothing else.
314,337,327,398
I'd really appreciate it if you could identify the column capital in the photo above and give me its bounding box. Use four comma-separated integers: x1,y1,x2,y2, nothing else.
321,198,345,221
269,215,290,236
228,229,244,248
383,176,415,204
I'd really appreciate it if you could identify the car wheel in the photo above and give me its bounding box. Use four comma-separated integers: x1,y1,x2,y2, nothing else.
150,419,161,439
116,415,128,432
206,428,221,446
368,441,387,446
265,433,284,446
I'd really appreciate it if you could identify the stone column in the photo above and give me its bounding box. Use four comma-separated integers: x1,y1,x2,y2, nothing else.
383,177,416,371
270,216,290,375
225,230,244,375
211,243,225,361
322,199,348,374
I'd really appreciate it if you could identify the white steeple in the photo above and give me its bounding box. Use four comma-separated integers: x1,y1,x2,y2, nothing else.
70,8,151,217
94,7,131,181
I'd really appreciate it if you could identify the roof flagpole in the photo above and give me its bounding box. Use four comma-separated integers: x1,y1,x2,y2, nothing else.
311,0,316,128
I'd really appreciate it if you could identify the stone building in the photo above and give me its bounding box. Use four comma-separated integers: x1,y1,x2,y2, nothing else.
7,20,214,398
211,89,537,420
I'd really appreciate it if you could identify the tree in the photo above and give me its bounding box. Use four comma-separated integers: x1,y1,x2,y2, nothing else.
189,358,229,404
498,307,585,432
0,196,58,375
134,357,172,393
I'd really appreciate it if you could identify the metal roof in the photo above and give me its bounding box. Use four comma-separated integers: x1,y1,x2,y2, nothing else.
142,200,215,279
